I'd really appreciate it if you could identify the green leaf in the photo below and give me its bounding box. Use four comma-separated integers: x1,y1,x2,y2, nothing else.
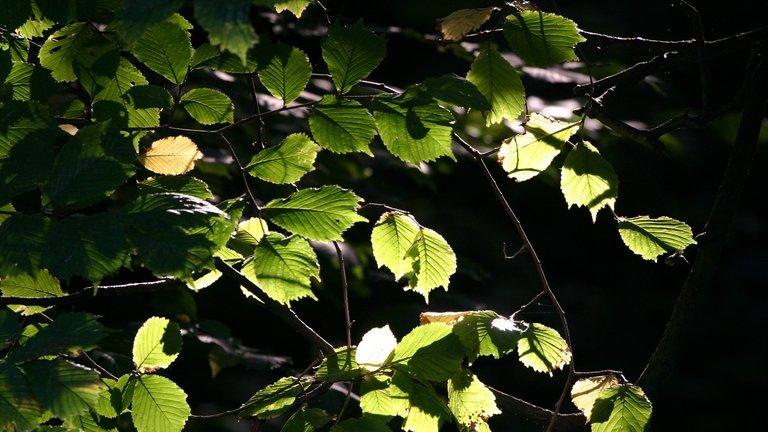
193,0,257,63
417,74,490,110
308,96,377,155
359,374,409,418
517,323,571,375
65,411,115,432
94,378,121,419
124,193,230,279
132,21,191,84
404,227,456,302
257,43,311,103
498,113,580,182
0,214,50,276
371,212,420,280
262,186,366,241
560,141,618,222
283,407,331,432
46,122,136,210
372,96,455,164
240,377,308,419
38,22,92,82
332,416,392,432
617,216,697,261
273,0,313,17
91,61,161,129
0,128,55,202
112,0,182,45
322,22,386,94
447,370,500,432
316,347,361,382
138,176,214,200
391,323,464,381
360,373,449,432
131,375,190,432
42,212,131,282
10,312,106,363
0,101,57,159
132,317,183,373
125,85,174,109
0,362,43,431
180,87,234,125
24,359,105,419
2,62,59,101
241,232,320,305
247,133,319,184
502,11,586,67
570,374,621,421
590,384,652,432
0,269,63,316
452,311,523,361
190,43,259,73
466,45,525,126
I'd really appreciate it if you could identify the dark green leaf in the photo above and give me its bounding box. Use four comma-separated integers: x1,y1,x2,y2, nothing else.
308,96,376,155
322,22,386,94
194,0,257,63
0,214,50,276
10,312,106,363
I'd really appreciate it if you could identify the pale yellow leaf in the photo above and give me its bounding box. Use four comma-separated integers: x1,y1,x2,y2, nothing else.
139,136,203,175
419,311,472,325
570,374,621,421
58,124,78,136
438,8,494,41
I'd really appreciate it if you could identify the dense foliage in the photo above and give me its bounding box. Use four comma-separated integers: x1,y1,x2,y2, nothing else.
0,1,764,432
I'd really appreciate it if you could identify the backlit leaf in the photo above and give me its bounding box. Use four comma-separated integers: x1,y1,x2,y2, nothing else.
322,22,386,94
391,323,464,381
179,88,234,125
139,136,203,175
24,359,105,419
617,216,696,261
247,133,320,184
372,96,455,164
467,45,525,126
404,227,456,302
0,362,43,431
132,21,191,84
517,323,571,375
241,232,320,305
371,212,420,280
194,0,257,63
308,96,377,155
447,370,500,432
570,374,621,421
131,375,190,432
262,186,366,241
498,113,580,181
258,43,311,103
560,141,618,222
132,317,183,373
590,384,652,432
503,11,586,67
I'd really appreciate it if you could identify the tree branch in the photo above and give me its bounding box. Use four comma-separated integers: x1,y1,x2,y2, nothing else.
637,55,768,400
215,258,336,357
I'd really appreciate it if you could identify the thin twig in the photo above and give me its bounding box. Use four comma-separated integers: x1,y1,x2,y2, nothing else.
219,132,261,211
0,279,177,306
332,242,353,348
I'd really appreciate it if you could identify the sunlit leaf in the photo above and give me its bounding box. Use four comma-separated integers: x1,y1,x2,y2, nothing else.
132,317,183,373
139,136,203,175
467,45,525,126
356,325,398,372
617,216,696,261
517,323,571,375
308,96,377,155
560,141,618,222
322,22,386,94
502,11,586,67
247,133,320,184
258,43,311,103
179,88,234,125
131,375,190,432
438,8,494,41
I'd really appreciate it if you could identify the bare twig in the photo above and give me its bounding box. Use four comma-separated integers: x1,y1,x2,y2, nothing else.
332,242,353,348
0,279,177,306
219,132,261,211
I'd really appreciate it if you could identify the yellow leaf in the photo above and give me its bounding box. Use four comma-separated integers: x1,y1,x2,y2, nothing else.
58,124,78,136
570,374,621,421
438,8,494,41
139,136,203,175
419,311,472,325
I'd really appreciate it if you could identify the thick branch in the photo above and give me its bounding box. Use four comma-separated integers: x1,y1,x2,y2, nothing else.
0,279,177,306
215,258,336,357
637,57,768,399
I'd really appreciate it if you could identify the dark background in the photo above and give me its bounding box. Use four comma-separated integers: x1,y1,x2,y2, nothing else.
80,1,767,430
